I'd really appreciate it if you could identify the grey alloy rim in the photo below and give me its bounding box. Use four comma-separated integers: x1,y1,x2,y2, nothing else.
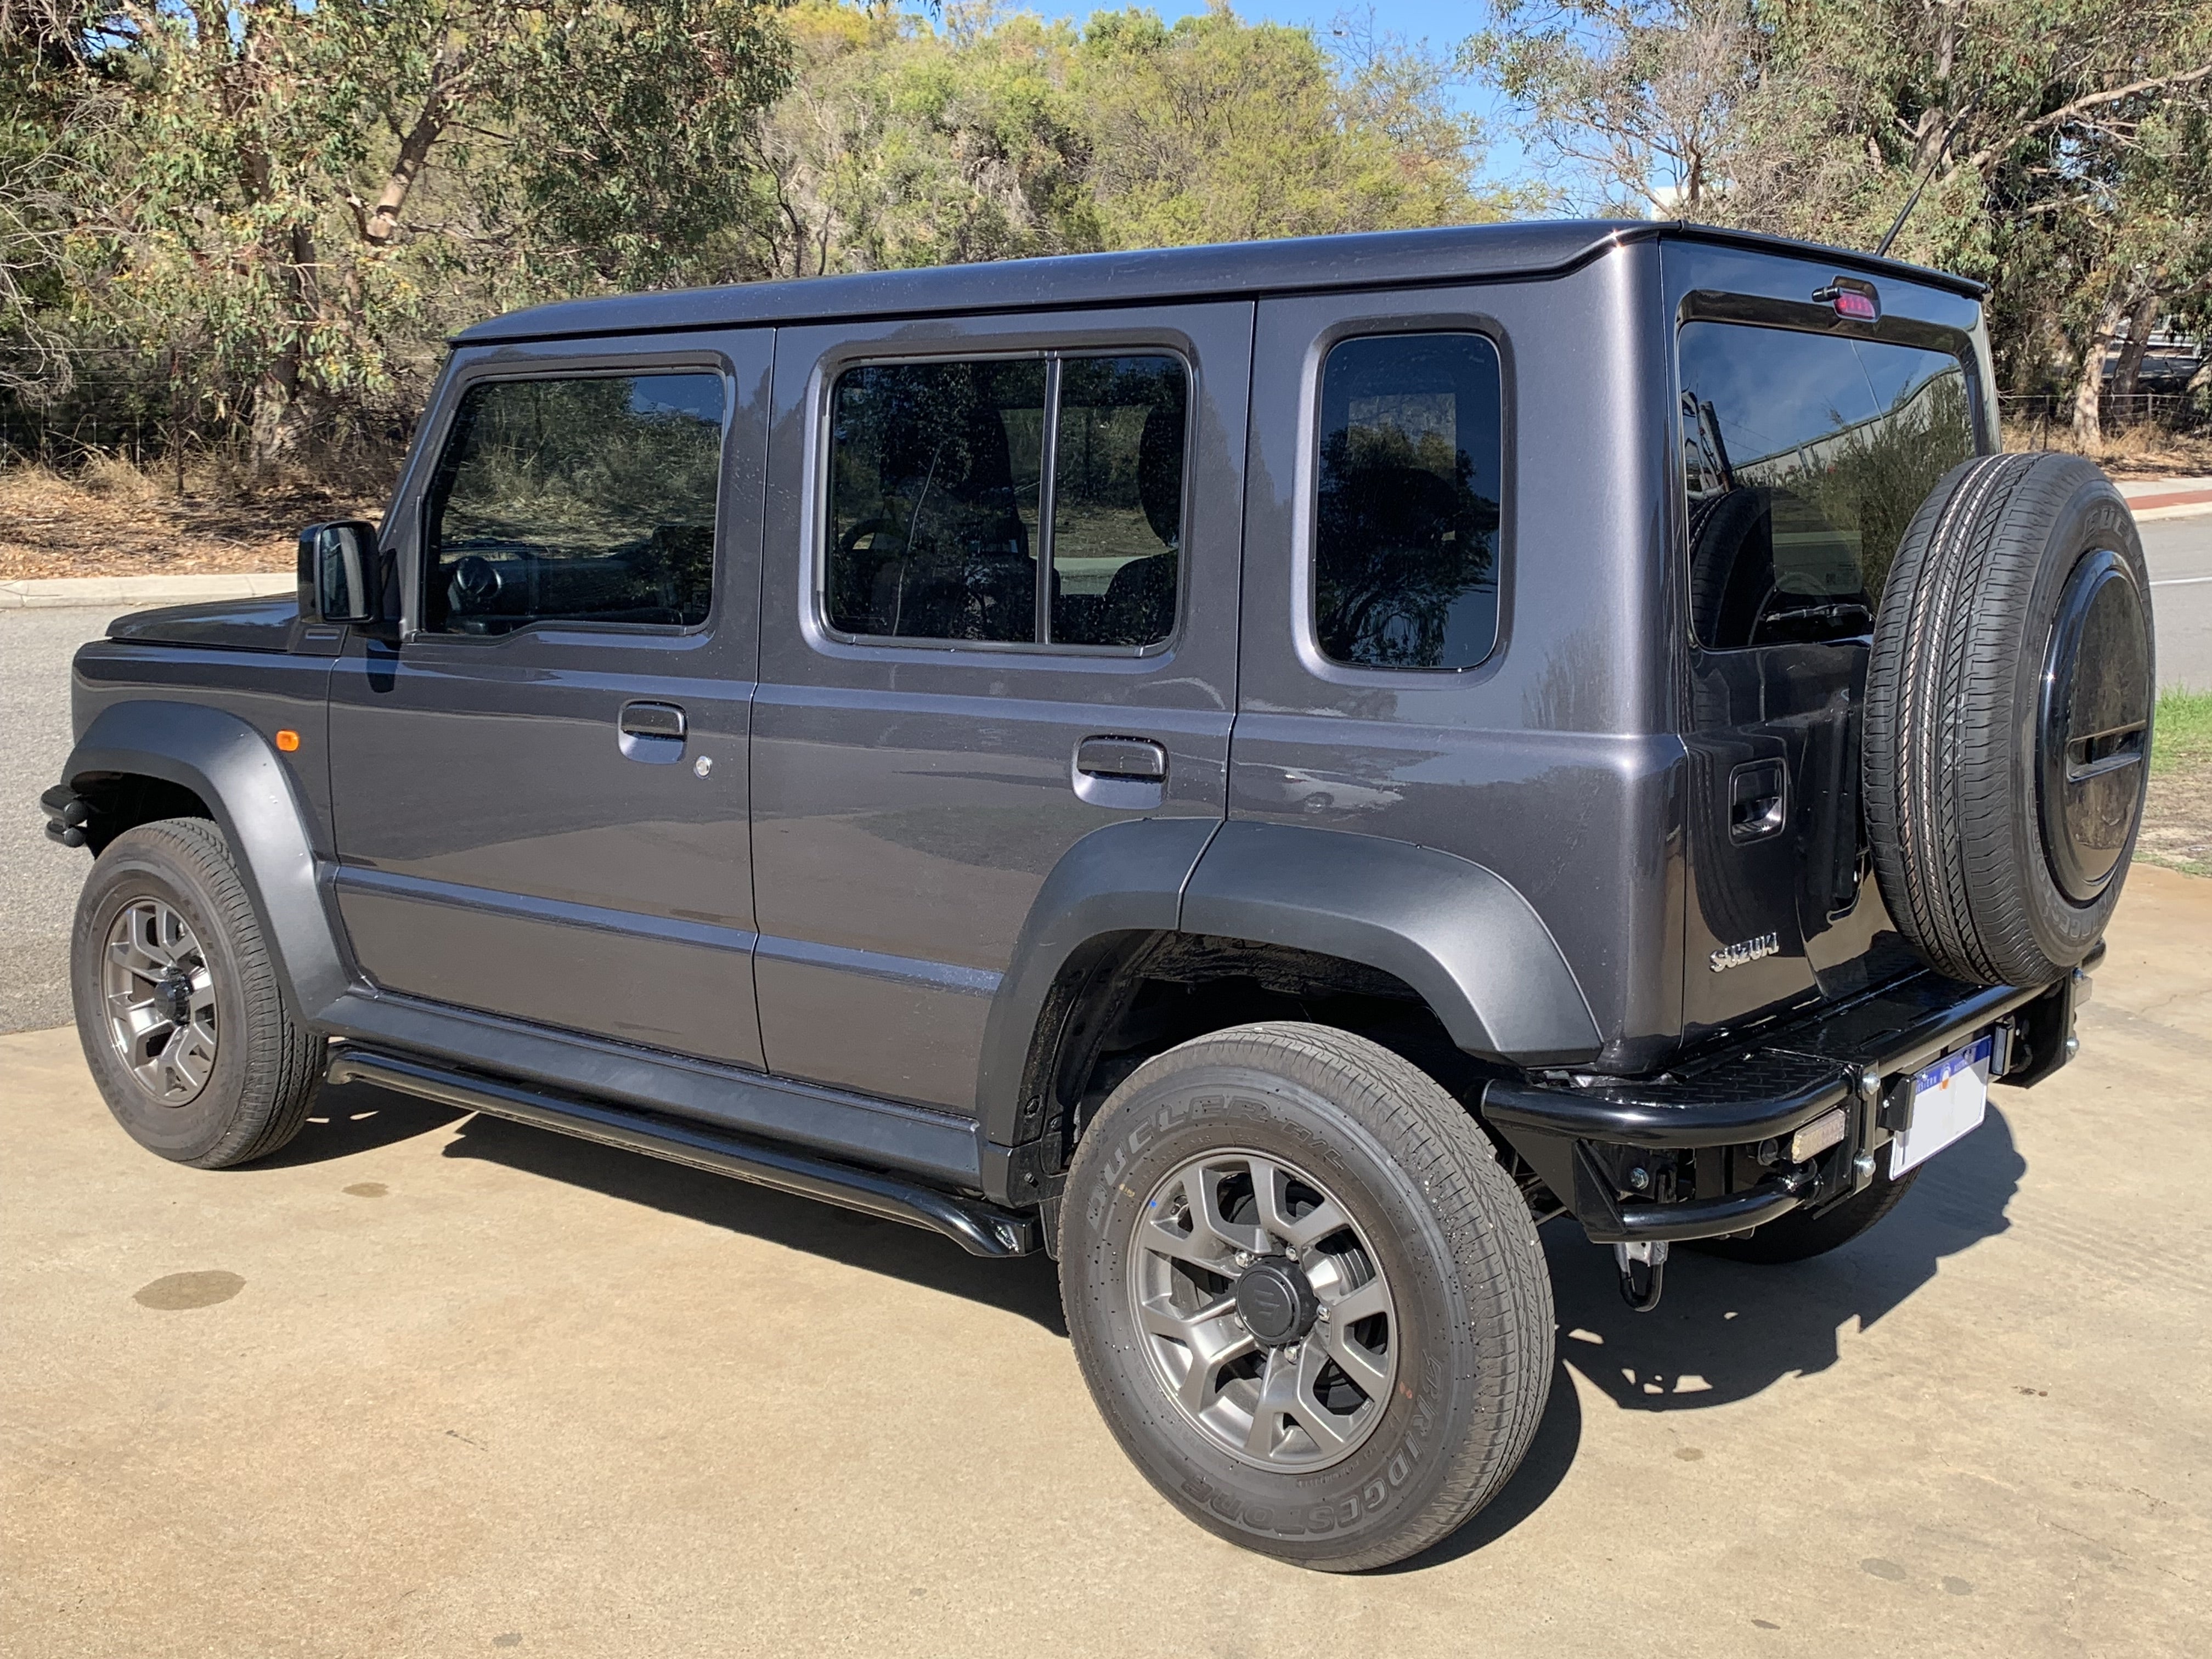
1128,1147,1397,1471
102,897,218,1105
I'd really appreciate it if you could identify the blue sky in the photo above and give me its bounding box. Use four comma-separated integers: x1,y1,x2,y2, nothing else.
933,1,1542,189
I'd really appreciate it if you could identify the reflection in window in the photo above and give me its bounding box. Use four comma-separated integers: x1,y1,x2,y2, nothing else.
1680,322,1974,650
1315,334,1503,670
424,374,724,635
825,354,1188,647
827,360,1045,643
1050,356,1186,647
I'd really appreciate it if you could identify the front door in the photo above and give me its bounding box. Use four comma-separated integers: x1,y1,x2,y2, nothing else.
749,304,1251,1113
328,334,772,1066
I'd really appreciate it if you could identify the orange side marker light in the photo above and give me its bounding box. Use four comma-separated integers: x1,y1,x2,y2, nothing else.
275,729,301,752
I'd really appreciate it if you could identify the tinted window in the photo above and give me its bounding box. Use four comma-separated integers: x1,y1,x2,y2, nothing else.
827,359,1046,642
826,353,1187,647
1315,334,1504,670
1050,356,1186,647
423,374,724,636
1680,322,1974,649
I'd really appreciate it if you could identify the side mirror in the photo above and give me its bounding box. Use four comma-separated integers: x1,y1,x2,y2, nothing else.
298,521,382,625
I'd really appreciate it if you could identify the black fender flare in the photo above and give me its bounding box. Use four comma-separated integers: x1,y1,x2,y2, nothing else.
65,701,350,1019
976,817,1601,1150
1182,821,1600,1065
975,816,1219,1148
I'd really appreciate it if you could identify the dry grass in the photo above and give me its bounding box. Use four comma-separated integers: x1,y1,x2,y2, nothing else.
0,458,386,582
2002,421,2212,480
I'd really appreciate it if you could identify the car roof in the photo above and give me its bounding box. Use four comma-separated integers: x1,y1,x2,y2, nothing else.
453,219,1985,346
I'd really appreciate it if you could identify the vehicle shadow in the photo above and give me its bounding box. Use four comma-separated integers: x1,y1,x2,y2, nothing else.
437,1105,1069,1335
1547,1105,2025,1412
253,1075,467,1167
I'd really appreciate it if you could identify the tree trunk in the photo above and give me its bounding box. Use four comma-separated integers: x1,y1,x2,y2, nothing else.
2108,290,2161,414
2072,295,2127,450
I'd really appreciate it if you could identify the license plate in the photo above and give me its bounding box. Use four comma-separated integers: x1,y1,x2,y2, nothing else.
1890,1035,1993,1177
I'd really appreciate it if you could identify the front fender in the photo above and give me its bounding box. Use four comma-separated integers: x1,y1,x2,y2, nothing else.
66,701,349,1019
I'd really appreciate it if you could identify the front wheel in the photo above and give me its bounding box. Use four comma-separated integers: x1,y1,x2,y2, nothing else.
70,817,322,1168
1058,1022,1553,1571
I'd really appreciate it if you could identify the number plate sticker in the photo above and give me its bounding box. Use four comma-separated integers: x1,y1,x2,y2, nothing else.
1891,1034,1994,1177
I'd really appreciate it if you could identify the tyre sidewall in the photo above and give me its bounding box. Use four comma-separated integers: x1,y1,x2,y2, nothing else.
1063,1062,1484,1568
2003,478,2149,968
72,831,263,1164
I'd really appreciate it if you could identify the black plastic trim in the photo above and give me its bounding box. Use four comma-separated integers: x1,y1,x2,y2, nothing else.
319,986,983,1188
325,1049,1036,1258
65,701,350,1019
1182,821,1601,1065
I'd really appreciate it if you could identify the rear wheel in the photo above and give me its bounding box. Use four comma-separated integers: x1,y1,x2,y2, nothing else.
1059,1022,1552,1571
70,818,321,1168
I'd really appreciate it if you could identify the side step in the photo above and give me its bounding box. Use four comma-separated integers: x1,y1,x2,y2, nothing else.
324,1048,1039,1258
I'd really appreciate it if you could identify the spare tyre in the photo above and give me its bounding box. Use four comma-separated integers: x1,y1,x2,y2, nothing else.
1863,452,2154,988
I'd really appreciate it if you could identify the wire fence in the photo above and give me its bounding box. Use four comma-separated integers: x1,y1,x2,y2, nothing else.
1998,390,2210,445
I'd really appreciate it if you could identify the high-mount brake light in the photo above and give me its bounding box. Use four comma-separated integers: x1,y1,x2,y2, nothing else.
1815,277,1880,321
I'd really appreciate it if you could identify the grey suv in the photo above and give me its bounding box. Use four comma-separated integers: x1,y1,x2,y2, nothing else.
44,221,2154,1570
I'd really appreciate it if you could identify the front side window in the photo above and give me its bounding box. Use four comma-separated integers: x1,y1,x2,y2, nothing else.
826,352,1187,648
1680,321,1975,650
1314,332,1504,671
424,373,725,636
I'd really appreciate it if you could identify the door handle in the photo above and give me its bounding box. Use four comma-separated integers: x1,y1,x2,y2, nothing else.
1076,737,1166,782
618,700,687,764
620,701,686,739
1728,758,1788,843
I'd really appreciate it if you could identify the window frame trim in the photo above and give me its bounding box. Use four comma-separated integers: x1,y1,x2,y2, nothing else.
408,354,737,645
810,343,1197,659
1300,321,1514,678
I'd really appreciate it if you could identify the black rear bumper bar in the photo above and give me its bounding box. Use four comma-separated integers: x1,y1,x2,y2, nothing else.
1481,959,2092,1244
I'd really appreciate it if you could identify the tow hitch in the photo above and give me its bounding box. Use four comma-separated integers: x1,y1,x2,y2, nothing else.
1613,1240,1668,1312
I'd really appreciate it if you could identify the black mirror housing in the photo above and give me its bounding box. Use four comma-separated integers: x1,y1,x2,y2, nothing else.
298,521,382,624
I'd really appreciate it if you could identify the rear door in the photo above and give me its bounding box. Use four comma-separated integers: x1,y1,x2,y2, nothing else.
327,334,771,1066
749,304,1250,1114
1666,245,1994,1034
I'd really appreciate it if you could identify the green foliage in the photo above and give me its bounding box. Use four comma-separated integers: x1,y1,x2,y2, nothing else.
5,2,1519,478
2152,689,2212,778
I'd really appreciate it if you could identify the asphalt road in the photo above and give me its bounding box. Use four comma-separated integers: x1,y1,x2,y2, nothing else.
4,507,2208,1035
2145,515,2212,690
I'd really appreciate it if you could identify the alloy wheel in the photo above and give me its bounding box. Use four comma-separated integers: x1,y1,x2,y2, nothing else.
102,897,218,1105
1129,1148,1397,1470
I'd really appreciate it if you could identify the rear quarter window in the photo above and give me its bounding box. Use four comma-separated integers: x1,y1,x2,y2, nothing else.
1679,321,1975,650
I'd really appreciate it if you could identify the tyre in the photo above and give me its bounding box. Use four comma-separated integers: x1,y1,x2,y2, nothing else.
70,817,321,1168
1059,1022,1552,1571
1863,452,2153,986
1691,1164,1920,1265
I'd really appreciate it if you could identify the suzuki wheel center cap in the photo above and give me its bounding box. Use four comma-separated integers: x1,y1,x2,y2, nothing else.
1233,1257,1320,1347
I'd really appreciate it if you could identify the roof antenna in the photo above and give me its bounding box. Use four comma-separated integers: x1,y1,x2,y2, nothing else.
1876,121,1959,258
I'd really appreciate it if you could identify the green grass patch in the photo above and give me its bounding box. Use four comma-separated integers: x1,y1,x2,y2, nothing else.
2152,688,2212,777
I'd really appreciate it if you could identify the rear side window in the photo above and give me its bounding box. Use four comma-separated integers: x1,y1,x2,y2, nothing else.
826,353,1187,648
1314,332,1504,671
1679,322,1974,650
423,373,725,636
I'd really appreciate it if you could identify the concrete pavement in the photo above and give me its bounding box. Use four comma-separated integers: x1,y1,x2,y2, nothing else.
3,864,2209,1657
